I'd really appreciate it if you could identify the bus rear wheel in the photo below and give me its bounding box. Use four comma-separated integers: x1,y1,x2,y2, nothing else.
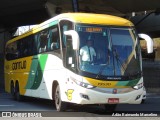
15,83,23,101
10,82,15,99
55,85,67,112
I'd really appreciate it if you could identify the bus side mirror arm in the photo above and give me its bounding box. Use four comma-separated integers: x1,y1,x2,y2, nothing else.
138,33,153,53
64,30,79,50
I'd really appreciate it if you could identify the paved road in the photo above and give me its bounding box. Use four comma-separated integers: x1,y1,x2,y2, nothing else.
0,90,160,119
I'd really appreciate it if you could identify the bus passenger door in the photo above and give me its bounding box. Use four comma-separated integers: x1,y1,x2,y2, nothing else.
59,20,76,95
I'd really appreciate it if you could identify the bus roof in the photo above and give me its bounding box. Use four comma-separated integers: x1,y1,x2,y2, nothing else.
57,13,134,26
6,13,134,44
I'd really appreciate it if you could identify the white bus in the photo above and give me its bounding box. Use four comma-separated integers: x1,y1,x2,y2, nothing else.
5,13,153,111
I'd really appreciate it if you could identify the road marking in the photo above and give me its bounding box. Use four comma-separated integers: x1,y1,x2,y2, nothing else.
0,105,14,107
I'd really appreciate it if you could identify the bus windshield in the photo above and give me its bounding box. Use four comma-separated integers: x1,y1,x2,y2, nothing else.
77,25,142,79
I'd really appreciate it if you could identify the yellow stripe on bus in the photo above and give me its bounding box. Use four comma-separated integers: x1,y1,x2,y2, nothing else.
84,77,130,88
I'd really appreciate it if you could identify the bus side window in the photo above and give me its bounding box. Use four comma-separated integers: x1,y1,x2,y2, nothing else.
5,42,17,60
34,34,39,54
24,36,34,56
60,20,73,48
38,30,48,53
17,36,34,58
6,36,35,60
17,40,23,57
48,26,60,51
10,42,18,59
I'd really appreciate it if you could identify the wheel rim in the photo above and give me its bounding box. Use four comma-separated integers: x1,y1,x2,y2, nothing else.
55,86,61,110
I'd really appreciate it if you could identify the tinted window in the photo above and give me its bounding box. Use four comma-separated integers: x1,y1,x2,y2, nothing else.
6,42,18,60
48,26,60,51
38,30,48,53
6,36,35,60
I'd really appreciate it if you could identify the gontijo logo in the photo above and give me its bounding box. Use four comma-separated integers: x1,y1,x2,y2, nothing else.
12,60,27,70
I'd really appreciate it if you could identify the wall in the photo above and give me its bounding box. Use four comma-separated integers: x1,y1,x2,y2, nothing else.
0,31,4,91
139,38,160,93
131,13,160,34
0,30,11,91
143,61,160,93
140,38,160,61
154,38,160,61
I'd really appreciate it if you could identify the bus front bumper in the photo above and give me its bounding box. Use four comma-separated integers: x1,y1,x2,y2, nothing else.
66,85,143,105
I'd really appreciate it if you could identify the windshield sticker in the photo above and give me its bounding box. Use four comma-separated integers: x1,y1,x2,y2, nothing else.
86,27,102,32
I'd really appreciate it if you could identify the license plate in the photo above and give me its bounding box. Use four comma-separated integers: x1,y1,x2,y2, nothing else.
108,98,119,104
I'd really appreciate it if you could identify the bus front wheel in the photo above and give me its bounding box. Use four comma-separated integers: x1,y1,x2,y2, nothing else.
55,85,67,112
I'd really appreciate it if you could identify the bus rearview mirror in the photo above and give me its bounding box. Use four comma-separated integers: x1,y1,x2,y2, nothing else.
64,30,79,50
138,33,153,53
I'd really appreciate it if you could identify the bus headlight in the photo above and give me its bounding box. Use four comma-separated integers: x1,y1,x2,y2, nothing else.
133,83,143,90
74,80,95,89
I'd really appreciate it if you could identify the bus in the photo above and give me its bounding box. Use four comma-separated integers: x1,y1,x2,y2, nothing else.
4,13,153,112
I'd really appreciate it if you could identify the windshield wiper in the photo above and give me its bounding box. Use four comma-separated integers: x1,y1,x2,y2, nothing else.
96,64,108,79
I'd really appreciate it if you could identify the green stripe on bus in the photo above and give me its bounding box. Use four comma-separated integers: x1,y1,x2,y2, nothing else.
126,78,140,87
31,54,48,89
25,55,39,89
49,20,58,27
116,81,129,86
25,54,48,90
116,78,140,87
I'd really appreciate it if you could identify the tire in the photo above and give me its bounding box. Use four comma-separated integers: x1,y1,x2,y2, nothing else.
104,104,117,112
15,83,23,101
10,82,15,100
55,85,67,112
141,99,145,104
